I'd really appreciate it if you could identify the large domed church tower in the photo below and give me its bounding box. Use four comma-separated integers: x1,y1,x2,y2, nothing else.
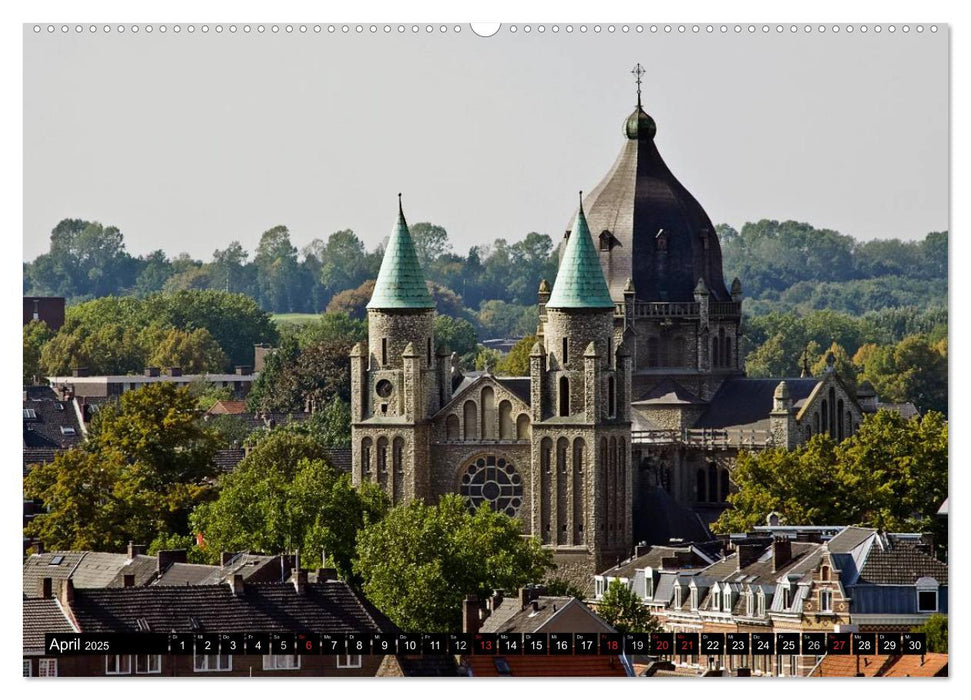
561,65,743,407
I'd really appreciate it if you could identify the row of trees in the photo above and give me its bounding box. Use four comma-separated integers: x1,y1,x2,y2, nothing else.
24,383,560,632
25,218,946,321
712,410,948,536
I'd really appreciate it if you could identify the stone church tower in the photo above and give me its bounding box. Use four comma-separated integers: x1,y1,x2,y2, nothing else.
351,196,633,584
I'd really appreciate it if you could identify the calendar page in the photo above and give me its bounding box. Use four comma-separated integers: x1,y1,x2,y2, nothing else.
20,11,949,687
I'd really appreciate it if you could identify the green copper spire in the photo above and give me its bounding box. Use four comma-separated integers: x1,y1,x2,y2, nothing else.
367,195,435,310
547,193,615,309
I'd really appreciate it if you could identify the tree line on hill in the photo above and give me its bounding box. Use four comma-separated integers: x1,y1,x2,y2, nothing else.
24,217,945,332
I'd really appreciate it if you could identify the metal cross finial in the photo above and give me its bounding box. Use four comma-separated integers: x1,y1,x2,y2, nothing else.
631,62,645,107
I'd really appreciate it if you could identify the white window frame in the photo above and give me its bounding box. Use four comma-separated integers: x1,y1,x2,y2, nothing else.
23,660,32,677
917,589,938,613
194,653,233,673
135,654,162,674
722,585,733,613
673,584,682,609
263,655,301,671
105,654,132,675
336,654,362,669
38,658,58,677
820,588,833,613
757,591,766,617
711,588,720,611
595,577,605,598
745,590,754,617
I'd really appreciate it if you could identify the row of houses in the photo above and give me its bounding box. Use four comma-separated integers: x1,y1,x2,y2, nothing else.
592,525,947,676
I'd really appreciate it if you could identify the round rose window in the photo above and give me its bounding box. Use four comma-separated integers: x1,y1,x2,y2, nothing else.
459,455,522,517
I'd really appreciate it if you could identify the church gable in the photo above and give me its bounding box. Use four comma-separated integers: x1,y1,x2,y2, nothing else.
794,372,862,442
432,374,533,442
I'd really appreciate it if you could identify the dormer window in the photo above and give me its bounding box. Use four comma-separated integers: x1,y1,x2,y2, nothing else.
745,590,754,617
722,585,733,613
599,230,615,252
711,587,720,611
690,587,698,611
757,590,766,617
674,584,683,608
916,577,939,613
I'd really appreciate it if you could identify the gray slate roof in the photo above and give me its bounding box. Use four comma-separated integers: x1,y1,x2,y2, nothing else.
23,598,76,654
23,552,158,597
69,581,397,634
23,387,83,450
694,377,819,430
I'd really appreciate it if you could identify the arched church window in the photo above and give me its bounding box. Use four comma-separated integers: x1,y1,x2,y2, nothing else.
697,469,707,502
446,414,460,440
427,338,432,366
459,455,522,517
463,401,477,440
708,463,718,503
562,337,569,365
573,438,584,475
712,336,720,368
837,399,844,441
381,338,388,367
481,387,496,439
829,388,837,438
723,336,732,368
719,468,730,502
608,375,616,418
558,376,570,417
821,400,828,439
516,413,530,440
499,400,514,439
361,437,372,479
377,437,388,473
647,337,660,368
392,437,404,473
557,437,569,474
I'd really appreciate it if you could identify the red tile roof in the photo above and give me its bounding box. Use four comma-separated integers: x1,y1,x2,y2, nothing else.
883,653,948,677
467,655,628,677
810,654,892,677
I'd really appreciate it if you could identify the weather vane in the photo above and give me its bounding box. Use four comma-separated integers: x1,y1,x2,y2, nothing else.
631,62,645,107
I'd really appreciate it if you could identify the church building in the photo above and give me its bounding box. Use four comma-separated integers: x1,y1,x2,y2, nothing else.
351,70,900,582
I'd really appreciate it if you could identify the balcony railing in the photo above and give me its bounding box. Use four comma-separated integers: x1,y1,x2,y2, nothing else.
631,427,775,450
617,300,742,319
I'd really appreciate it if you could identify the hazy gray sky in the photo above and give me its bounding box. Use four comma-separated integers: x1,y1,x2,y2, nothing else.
23,25,948,261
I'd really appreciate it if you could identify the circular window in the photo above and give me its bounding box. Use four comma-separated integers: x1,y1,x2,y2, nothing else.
375,379,393,398
459,455,523,517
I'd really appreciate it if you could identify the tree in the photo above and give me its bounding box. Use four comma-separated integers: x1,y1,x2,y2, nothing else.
858,335,948,415
145,327,229,374
254,225,300,312
712,410,948,533
246,337,352,413
24,384,221,550
295,312,367,348
354,495,553,632
326,280,376,320
23,319,54,384
597,579,661,634
912,614,947,653
409,222,452,270
810,342,858,392
495,335,537,376
190,431,388,579
317,230,372,300
434,315,478,357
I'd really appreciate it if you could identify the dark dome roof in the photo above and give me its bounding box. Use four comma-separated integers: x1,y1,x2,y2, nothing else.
569,106,731,303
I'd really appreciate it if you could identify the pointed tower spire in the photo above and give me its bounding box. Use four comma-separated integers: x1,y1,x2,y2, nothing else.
546,192,615,309
367,195,434,309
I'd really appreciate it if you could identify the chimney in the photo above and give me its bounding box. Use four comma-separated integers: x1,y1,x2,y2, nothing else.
235,365,252,376
57,578,75,606
462,595,481,635
634,541,651,558
144,367,161,377
736,543,762,570
168,367,183,377
316,567,338,582
488,589,503,612
293,569,308,594
156,549,188,574
229,573,245,596
518,586,533,610
660,556,679,570
772,539,793,572
71,367,89,378
37,577,53,598
35,541,45,555
530,600,540,613
220,552,238,567
123,574,136,588
127,542,146,558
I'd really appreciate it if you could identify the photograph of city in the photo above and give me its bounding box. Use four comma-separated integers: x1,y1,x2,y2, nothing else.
21,19,948,681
